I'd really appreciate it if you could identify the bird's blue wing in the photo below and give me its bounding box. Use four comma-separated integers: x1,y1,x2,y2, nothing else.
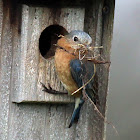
70,59,83,88
70,59,99,105
69,59,99,128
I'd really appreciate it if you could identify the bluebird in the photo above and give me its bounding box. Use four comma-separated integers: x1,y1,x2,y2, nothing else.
42,30,99,128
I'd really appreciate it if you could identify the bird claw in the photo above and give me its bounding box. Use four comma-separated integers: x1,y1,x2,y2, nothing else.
40,82,68,95
48,83,52,90
40,82,48,91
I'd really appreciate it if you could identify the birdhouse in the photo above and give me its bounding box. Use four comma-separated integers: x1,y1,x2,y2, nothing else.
9,0,113,104
0,0,115,139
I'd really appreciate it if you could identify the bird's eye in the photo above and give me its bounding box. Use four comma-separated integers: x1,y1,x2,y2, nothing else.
74,36,78,42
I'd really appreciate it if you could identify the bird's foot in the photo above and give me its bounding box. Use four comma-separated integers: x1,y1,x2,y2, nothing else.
40,82,68,95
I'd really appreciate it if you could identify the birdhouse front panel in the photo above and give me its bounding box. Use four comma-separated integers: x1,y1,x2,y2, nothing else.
12,4,86,103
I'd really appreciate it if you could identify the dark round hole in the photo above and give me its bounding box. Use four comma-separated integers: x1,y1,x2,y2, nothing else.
39,25,68,59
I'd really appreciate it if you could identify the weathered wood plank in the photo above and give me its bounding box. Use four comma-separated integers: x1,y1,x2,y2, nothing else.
100,0,115,139
0,1,13,139
9,103,48,140
15,5,30,102
24,7,41,101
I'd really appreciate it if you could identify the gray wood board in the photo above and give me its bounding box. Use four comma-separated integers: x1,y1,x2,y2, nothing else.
0,0,13,139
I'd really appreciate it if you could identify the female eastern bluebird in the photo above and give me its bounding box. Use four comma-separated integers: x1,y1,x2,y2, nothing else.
42,30,99,128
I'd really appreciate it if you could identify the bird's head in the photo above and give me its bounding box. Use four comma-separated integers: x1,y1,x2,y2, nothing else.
57,30,92,51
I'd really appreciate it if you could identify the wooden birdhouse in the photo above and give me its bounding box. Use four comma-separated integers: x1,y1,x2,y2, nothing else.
0,0,115,139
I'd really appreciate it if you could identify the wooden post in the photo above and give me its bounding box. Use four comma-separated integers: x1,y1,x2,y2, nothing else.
0,0,115,139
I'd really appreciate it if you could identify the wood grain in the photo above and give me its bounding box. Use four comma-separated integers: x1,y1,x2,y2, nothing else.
0,0,12,139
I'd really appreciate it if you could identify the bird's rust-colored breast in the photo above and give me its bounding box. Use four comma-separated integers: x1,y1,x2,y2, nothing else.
55,48,81,96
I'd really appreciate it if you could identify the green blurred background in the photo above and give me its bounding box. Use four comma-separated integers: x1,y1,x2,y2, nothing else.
106,0,140,139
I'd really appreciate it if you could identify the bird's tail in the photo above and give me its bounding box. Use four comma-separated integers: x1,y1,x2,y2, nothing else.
68,97,84,128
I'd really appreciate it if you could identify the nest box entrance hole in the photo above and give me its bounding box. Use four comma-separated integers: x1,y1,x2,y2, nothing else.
39,25,68,59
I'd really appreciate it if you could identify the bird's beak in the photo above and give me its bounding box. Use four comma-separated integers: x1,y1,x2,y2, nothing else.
71,44,93,51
